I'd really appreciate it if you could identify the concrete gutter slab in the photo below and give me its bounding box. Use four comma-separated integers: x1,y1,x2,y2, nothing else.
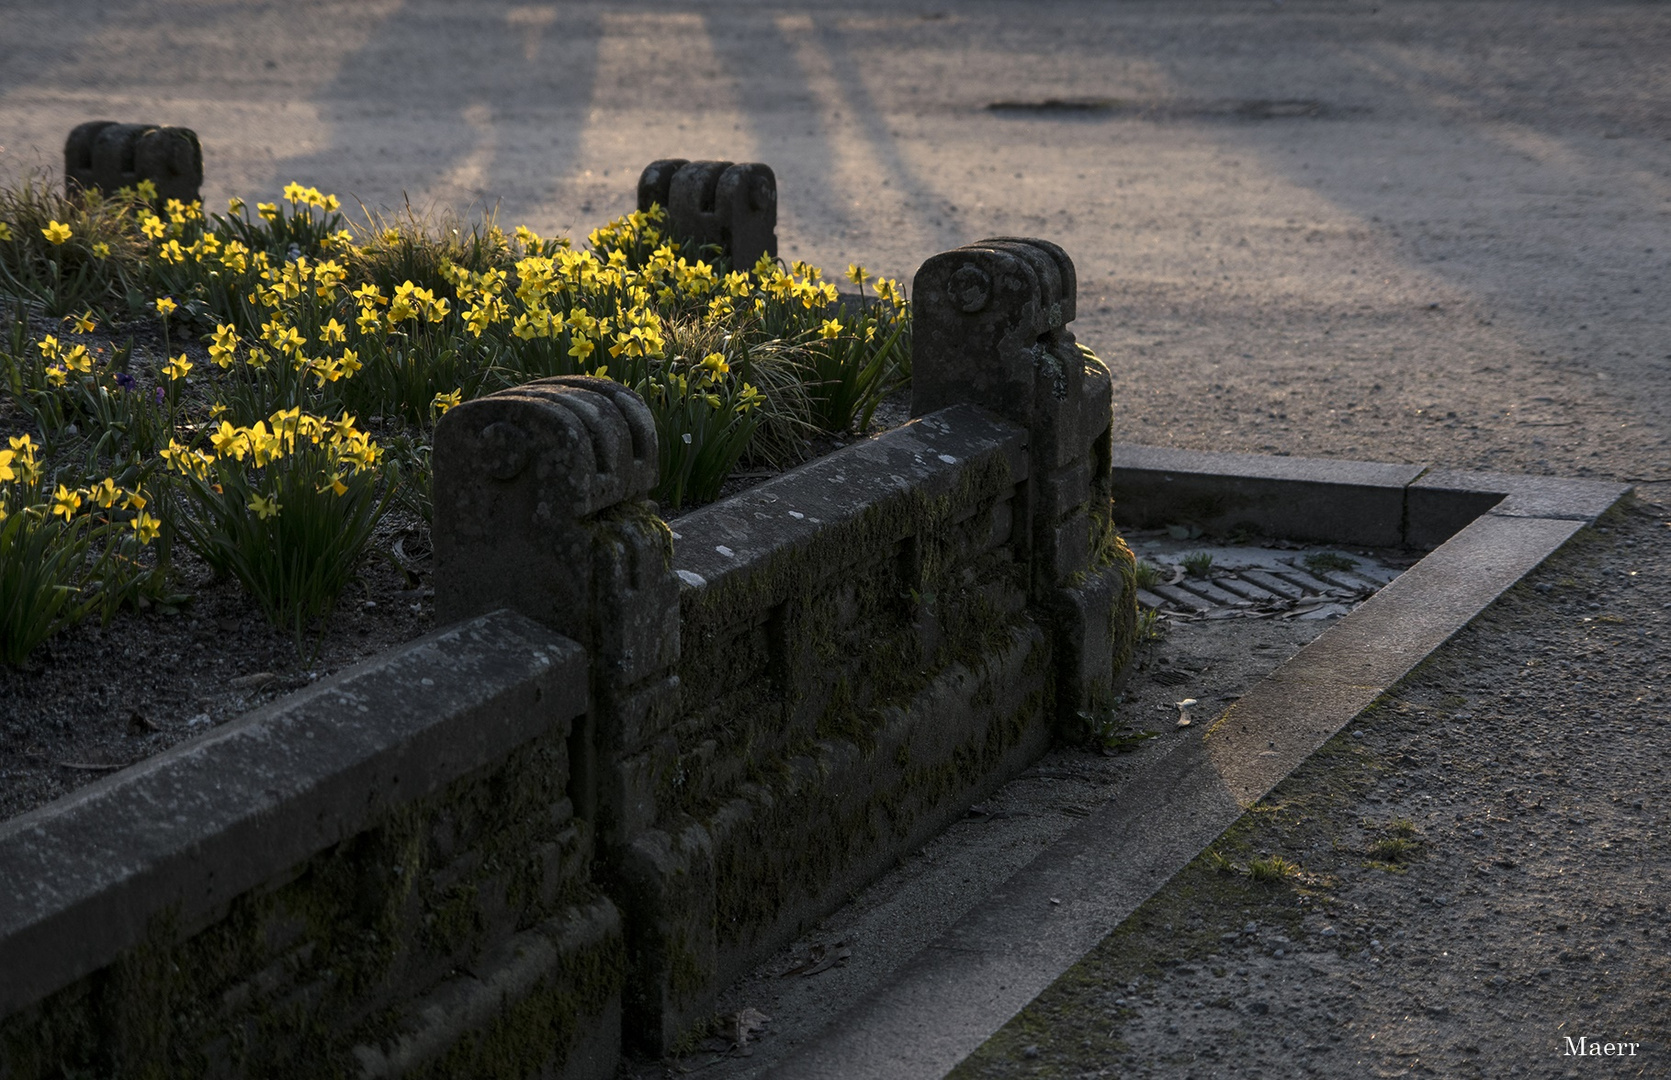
1107,443,1424,547
768,453,1630,1080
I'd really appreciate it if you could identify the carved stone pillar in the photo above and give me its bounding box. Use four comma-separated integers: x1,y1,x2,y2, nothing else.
432,375,703,1051
912,237,1130,726
636,158,778,270
64,122,202,204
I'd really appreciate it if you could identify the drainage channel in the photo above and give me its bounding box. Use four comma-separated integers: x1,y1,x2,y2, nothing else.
632,536,1416,1080
626,451,1625,1080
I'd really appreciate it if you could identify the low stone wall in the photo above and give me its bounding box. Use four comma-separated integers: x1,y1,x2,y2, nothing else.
0,611,621,1080
0,237,1135,1072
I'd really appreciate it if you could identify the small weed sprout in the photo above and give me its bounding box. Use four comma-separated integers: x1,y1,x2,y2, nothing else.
1304,551,1358,574
1136,606,1167,643
1182,551,1213,578
1386,818,1418,838
1368,837,1416,863
1135,559,1163,589
1247,854,1300,882
1206,849,1237,875
1077,708,1159,755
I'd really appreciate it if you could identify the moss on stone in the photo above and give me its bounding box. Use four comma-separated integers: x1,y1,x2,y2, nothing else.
0,728,601,1080
404,923,625,1080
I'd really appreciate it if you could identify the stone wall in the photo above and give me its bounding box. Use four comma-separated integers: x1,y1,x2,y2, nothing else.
0,612,621,1080
0,237,1135,1072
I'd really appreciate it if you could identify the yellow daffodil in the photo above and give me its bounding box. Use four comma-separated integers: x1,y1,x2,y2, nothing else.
131,511,161,544
122,489,146,511
42,220,72,245
0,222,12,242
221,240,249,273
70,311,96,334
818,318,843,339
229,196,246,215
164,353,192,381
209,420,245,459
247,492,282,520
90,477,119,508
432,389,463,414
37,334,61,360
5,436,39,485
136,179,159,201
846,264,869,286
0,448,13,482
154,296,177,317
257,202,279,223
63,344,92,374
245,422,283,466
140,214,165,240
51,484,82,521
92,241,110,258
209,323,239,368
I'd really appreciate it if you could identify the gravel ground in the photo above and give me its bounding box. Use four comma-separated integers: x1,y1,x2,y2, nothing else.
953,498,1671,1078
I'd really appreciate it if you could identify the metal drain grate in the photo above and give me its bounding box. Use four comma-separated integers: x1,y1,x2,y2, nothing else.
1129,535,1408,622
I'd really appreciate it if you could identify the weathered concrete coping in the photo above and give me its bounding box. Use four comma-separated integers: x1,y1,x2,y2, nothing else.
1107,443,1630,551
1406,468,1631,549
769,457,1632,1080
1107,443,1424,547
671,403,1026,596
0,610,586,1018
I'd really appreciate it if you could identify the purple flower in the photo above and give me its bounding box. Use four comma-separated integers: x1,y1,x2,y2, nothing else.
154,386,166,404
115,371,136,392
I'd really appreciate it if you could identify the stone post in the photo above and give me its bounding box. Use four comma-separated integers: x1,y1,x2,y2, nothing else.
432,375,708,1052
636,158,778,270
64,122,203,204
912,238,1130,727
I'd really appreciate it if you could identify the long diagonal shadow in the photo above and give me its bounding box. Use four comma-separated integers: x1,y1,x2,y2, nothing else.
811,14,966,256
262,1,602,228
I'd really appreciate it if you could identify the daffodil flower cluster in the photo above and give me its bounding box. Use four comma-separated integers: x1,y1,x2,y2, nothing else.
0,434,157,541
35,333,93,387
161,408,380,494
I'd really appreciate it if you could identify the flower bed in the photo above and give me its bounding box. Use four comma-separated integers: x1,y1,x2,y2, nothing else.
0,177,910,819
0,178,908,656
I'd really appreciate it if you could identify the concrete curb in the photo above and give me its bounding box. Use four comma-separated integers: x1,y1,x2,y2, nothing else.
767,450,1629,1080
